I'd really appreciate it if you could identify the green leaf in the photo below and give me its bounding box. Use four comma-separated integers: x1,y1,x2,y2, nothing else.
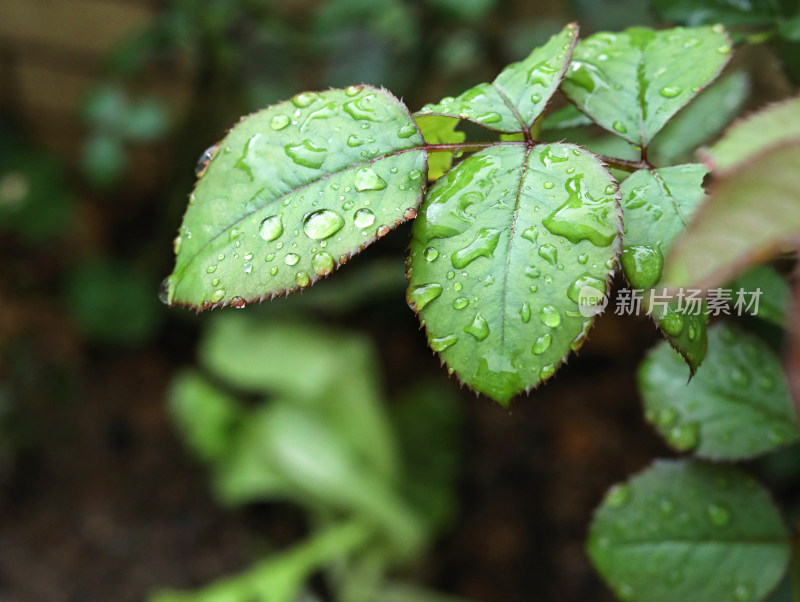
652,0,780,29
588,459,791,602
649,71,750,165
726,265,789,328
639,324,799,459
407,143,621,404
619,164,709,370
164,86,427,309
541,104,593,130
415,24,578,134
562,26,732,147
699,96,800,172
415,114,465,181
663,140,800,289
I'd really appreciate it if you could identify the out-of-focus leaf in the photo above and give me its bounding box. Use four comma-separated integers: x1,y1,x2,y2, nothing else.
164,86,426,309
652,0,780,28
726,265,789,327
699,96,800,172
81,134,126,189
664,140,800,290
540,104,593,130
169,370,243,463
649,72,750,165
588,459,791,602
562,26,731,147
125,98,170,142
415,24,578,134
407,144,620,404
639,324,798,459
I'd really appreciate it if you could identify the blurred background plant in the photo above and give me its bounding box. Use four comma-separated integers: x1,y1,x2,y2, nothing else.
1,0,800,600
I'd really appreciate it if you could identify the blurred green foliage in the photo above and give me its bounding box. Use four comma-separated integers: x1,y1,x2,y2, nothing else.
156,313,465,602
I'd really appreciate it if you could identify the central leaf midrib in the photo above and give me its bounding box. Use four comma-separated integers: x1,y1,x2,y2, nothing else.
175,145,423,292
499,145,533,350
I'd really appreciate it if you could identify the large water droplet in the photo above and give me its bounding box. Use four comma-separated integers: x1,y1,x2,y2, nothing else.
540,305,561,328
538,244,558,265
621,245,663,288
431,335,458,352
285,140,327,169
424,247,439,262
312,252,335,276
408,283,443,310
295,271,310,287
567,61,610,93
344,96,377,121
532,334,552,355
270,114,290,130
303,209,344,240
464,313,490,341
354,208,375,228
452,228,502,269
259,215,284,241
542,174,617,247
355,167,387,191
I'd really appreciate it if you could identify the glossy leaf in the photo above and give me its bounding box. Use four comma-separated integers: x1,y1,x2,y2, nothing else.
663,140,800,290
407,143,621,404
699,96,800,172
164,86,427,309
415,24,578,134
620,164,709,369
562,26,732,147
588,459,791,602
649,71,750,165
415,114,465,181
639,324,799,459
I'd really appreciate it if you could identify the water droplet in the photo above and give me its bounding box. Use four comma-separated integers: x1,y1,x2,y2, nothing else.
477,111,502,123
717,44,731,54
424,247,439,262
303,209,344,240
532,333,552,355
398,123,417,138
409,169,422,181
206,265,217,275
195,144,219,177
538,244,558,265
621,245,663,289
453,297,469,310
520,302,531,323
173,236,182,255
543,180,555,190
539,145,569,167
452,228,502,269
542,174,617,247
604,185,616,195
446,271,455,280
295,271,310,287
567,275,606,304
347,134,364,147
211,289,225,303
578,253,589,264
531,93,542,103
403,207,418,220
312,252,335,276
668,422,700,451
453,282,463,291
344,96,377,121
707,502,732,527
540,305,561,327
211,277,220,286
376,225,390,237
291,91,318,108
408,283,443,310
566,60,610,93
355,167,387,191
270,114,290,130
285,140,327,169
231,296,246,308
659,86,682,98
464,313,490,341
270,266,278,276
606,484,631,508
345,84,363,97
285,253,300,266
259,215,284,241
521,227,538,244
431,335,458,352
540,364,555,379
660,311,684,336
612,120,628,133
158,277,172,306
525,266,541,279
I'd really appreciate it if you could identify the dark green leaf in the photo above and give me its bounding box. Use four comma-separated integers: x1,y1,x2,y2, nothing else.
639,324,799,459
588,459,791,602
652,0,780,29
407,143,620,404
165,86,426,309
415,115,466,181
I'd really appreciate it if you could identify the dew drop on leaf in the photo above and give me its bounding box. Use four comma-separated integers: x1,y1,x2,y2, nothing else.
532,333,552,355
540,304,561,327
285,253,300,266
270,114,290,130
259,215,284,241
302,209,345,240
408,283,443,310
284,140,327,169
659,86,682,98
312,252,335,276
451,228,502,269
538,244,558,265
464,313,490,341
355,167,387,191
295,271,310,287
211,289,225,303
